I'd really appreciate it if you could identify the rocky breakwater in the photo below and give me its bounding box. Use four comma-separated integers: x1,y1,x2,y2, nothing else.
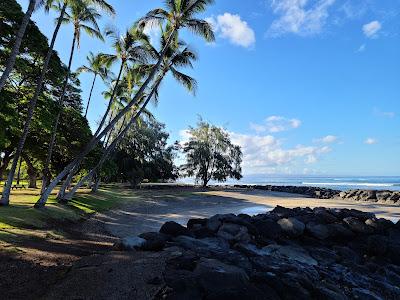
339,189,400,204
234,184,341,199
115,206,400,299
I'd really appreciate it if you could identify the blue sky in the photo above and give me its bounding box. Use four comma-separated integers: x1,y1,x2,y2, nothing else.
19,0,400,176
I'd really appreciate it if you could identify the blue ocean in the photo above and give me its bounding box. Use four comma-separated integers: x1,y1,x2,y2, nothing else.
231,176,400,191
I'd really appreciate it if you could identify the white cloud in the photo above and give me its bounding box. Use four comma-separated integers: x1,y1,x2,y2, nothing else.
356,44,366,52
179,127,332,175
250,116,301,133
267,0,336,37
315,135,338,144
362,21,381,38
207,13,256,48
229,132,331,174
364,138,378,145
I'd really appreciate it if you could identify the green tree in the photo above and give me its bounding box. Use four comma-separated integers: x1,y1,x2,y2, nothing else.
0,0,114,205
40,1,104,192
182,121,243,187
0,0,39,93
38,0,215,205
60,37,198,200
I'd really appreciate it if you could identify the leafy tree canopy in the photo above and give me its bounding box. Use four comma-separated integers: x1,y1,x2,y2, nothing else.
182,120,243,187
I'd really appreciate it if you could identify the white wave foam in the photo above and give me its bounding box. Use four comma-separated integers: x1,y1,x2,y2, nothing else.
302,182,394,187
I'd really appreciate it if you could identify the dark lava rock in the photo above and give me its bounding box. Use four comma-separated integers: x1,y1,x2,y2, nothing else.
367,235,388,256
252,218,282,242
343,217,374,234
138,232,168,251
217,223,250,243
306,222,330,240
365,217,394,232
144,206,400,300
277,217,305,237
160,221,190,237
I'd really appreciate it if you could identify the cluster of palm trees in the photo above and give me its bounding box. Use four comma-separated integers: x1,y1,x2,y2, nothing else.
0,0,215,207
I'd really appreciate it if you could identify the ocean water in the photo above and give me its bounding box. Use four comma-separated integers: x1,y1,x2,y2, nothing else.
231,176,400,191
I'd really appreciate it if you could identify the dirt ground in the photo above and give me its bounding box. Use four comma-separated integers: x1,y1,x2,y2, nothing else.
1,187,400,299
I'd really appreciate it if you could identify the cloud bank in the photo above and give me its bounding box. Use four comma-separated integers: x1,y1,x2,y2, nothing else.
267,0,336,37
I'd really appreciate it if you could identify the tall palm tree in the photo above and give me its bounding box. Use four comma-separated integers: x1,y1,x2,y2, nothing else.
53,28,152,201
55,66,145,201
77,51,112,118
40,1,104,193
0,0,114,206
37,0,215,206
60,39,198,201
0,0,114,94
0,0,40,93
93,26,153,137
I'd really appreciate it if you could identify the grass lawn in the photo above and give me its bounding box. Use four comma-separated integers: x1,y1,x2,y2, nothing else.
0,184,138,246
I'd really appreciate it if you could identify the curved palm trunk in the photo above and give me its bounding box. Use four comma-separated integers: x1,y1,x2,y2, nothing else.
36,30,176,207
41,31,77,194
84,73,97,118
56,64,123,200
61,80,160,201
0,4,67,206
93,62,124,137
0,0,36,94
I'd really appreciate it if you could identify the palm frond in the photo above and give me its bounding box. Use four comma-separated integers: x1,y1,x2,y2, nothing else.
170,67,197,95
185,18,215,42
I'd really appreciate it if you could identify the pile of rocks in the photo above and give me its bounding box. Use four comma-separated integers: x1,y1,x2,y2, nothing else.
115,206,400,299
234,184,341,199
339,190,400,204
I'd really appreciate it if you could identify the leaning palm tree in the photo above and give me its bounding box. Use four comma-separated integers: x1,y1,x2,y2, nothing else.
55,66,146,201
40,1,105,193
0,0,42,93
53,28,153,201
0,0,114,206
60,39,198,201
77,51,112,118
37,0,215,207
0,0,114,94
93,25,153,137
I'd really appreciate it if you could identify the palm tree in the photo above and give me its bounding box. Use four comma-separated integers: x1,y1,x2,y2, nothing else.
0,0,114,206
37,0,215,207
0,0,114,94
40,1,105,193
60,39,198,201
55,66,146,200
0,0,40,93
54,27,152,201
93,26,153,137
77,51,112,118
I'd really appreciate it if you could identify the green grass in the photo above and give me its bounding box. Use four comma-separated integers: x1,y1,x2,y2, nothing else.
0,186,138,235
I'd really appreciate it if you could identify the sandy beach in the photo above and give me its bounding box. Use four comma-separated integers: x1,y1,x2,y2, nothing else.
92,187,400,238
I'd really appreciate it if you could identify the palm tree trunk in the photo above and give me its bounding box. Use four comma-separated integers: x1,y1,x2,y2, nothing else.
23,154,38,189
84,74,97,118
0,3,67,206
0,0,36,94
55,64,122,201
36,30,176,207
93,62,124,137
16,157,22,185
61,78,161,201
41,31,77,194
